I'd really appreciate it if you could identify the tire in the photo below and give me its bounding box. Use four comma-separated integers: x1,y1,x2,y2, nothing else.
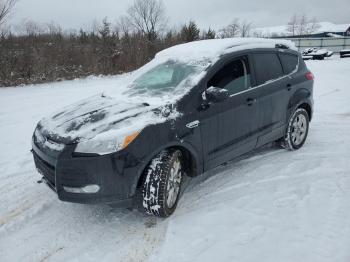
281,108,309,151
142,149,183,217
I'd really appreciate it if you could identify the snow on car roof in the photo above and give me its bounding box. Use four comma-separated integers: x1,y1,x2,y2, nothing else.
156,38,296,62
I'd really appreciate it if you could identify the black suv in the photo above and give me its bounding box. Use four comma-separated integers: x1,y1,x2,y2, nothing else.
32,38,314,217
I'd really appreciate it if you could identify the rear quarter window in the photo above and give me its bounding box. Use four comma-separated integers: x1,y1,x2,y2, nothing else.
279,53,299,74
253,53,284,85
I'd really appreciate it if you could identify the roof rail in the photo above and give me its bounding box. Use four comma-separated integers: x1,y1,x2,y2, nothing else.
275,43,289,49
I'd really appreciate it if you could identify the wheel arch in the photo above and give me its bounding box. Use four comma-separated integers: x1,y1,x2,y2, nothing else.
297,103,312,121
135,142,202,190
288,88,313,122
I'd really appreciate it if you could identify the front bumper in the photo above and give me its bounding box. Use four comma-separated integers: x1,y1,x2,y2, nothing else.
32,139,142,207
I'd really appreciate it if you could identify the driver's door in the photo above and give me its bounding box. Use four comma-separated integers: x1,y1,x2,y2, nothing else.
199,55,260,170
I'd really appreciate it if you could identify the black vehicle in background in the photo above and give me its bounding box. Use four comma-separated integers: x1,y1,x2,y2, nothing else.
32,38,314,217
302,47,333,60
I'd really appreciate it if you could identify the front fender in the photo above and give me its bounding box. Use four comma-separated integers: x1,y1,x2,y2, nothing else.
129,140,203,196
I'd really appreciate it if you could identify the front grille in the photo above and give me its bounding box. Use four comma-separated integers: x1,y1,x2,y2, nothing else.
33,151,56,188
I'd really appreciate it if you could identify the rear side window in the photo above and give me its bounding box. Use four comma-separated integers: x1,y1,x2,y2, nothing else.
279,53,299,74
253,53,284,85
208,56,251,95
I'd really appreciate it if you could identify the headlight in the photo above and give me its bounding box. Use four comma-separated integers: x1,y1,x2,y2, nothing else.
34,128,45,143
74,130,140,155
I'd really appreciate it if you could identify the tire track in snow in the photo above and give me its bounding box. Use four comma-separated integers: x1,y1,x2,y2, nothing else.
0,200,34,227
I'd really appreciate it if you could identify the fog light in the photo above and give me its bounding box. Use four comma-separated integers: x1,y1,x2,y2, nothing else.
63,185,100,194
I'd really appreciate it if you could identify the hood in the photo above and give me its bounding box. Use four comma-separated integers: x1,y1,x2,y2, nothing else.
38,94,161,144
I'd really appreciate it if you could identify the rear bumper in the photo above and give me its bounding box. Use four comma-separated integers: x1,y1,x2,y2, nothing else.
32,139,142,207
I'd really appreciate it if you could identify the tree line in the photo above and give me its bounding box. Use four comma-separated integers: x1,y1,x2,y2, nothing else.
0,19,216,87
0,0,320,87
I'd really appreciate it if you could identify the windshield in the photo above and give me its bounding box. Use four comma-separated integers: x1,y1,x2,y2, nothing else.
127,60,209,95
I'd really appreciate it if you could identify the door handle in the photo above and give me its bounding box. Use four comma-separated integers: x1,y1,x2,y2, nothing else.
186,120,200,129
246,98,257,106
286,83,292,91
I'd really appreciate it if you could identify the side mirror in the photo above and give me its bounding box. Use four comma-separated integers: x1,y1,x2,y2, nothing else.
205,86,229,103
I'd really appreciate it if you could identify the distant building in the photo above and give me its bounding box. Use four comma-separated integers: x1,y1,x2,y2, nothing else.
254,22,350,38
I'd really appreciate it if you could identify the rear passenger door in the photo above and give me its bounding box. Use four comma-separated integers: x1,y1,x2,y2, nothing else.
252,52,295,146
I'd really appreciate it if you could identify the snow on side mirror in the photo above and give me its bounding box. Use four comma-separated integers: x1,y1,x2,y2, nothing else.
205,86,229,103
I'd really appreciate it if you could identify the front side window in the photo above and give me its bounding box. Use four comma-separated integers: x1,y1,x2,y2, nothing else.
207,56,251,95
253,53,284,85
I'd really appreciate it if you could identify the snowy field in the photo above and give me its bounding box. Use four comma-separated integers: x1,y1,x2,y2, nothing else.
1,57,350,262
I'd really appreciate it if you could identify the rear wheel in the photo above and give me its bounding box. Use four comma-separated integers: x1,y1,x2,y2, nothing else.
281,108,309,151
142,149,183,217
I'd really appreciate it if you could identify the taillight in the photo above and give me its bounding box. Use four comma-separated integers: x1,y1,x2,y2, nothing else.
305,72,314,80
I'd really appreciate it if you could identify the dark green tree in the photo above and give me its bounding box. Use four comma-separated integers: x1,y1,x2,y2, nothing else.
99,17,111,40
202,27,216,39
181,21,200,42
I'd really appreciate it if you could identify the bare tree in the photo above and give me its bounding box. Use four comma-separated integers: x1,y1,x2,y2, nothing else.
46,21,62,35
23,19,44,35
116,16,132,36
252,29,264,38
306,17,321,35
287,14,298,36
0,0,17,28
91,19,100,35
13,19,43,35
126,0,167,42
297,14,308,35
240,21,252,37
287,14,321,36
218,18,240,38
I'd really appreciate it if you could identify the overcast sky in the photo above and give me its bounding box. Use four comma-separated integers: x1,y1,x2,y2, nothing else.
10,0,350,31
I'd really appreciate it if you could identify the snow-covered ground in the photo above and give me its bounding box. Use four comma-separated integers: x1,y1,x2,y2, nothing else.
1,57,350,262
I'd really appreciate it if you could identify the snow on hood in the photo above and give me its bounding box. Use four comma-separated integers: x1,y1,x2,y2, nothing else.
38,94,179,144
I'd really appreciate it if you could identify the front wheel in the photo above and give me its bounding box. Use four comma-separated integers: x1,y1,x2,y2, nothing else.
281,108,310,150
142,149,183,217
